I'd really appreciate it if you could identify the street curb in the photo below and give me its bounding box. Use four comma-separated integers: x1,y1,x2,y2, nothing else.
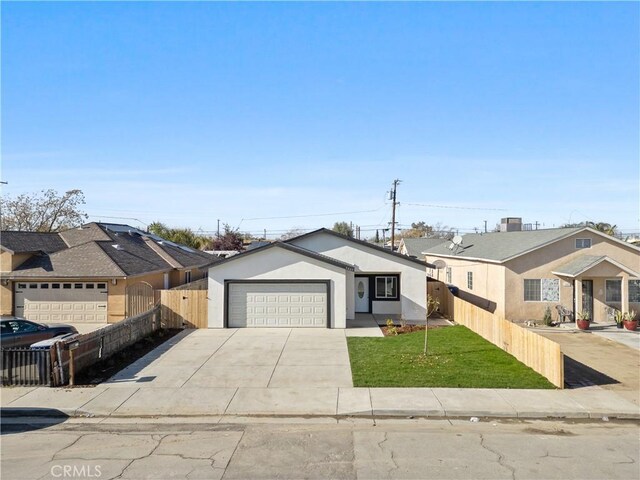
2,408,638,421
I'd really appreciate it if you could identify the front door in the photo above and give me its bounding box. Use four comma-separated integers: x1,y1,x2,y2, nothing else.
355,277,370,313
582,280,594,321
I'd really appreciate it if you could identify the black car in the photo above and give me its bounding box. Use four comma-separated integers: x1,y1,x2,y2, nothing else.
0,317,78,349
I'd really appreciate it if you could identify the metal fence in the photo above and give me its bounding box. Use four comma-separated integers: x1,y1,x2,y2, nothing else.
1,348,54,386
1,305,161,387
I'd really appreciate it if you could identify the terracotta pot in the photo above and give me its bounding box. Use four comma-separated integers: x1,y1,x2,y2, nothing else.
623,320,639,331
576,319,590,330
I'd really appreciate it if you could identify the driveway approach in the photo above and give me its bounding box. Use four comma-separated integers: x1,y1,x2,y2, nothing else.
105,328,354,389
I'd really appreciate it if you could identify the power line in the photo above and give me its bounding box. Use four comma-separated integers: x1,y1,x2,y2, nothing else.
404,203,507,212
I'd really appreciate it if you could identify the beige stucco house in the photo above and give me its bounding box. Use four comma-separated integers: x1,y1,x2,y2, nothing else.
1,223,216,325
421,226,640,323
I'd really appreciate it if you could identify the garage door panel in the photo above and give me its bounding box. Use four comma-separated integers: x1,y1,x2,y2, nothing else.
15,282,108,324
229,283,328,328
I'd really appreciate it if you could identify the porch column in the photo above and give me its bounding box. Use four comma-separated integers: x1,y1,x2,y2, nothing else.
621,274,629,314
574,278,582,324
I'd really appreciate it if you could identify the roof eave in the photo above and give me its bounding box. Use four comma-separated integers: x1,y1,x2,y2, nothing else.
287,228,432,268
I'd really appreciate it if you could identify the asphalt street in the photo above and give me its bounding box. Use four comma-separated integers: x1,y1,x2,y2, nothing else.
1,418,638,480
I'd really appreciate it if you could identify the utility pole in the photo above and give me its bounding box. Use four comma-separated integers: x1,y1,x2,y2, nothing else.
484,220,487,233
390,179,401,251
263,228,267,240
534,221,540,230
217,219,220,238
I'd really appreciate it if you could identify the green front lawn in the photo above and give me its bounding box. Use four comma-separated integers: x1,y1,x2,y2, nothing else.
347,325,555,389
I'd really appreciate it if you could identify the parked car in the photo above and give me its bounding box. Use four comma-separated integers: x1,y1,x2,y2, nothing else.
0,316,78,349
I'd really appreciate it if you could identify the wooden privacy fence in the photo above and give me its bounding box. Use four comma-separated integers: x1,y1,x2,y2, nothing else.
160,290,208,329
429,281,564,388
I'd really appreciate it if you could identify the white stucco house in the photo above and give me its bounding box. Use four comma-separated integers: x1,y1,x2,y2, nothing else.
208,228,433,328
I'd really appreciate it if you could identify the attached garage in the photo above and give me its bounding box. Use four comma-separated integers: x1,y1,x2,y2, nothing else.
209,242,353,329
227,281,329,328
14,281,108,323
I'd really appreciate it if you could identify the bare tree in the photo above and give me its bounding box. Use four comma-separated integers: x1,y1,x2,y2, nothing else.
279,228,307,240
0,189,88,232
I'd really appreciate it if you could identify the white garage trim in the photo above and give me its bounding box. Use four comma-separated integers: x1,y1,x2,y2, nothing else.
14,281,108,323
224,280,331,328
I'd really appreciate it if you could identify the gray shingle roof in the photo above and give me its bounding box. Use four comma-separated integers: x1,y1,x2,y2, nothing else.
59,224,111,247
0,231,67,254
423,228,584,262
2,222,217,279
551,255,606,277
552,255,640,278
400,238,447,258
7,242,126,278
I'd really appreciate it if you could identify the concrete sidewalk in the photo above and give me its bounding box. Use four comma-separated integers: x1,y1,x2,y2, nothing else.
2,384,638,420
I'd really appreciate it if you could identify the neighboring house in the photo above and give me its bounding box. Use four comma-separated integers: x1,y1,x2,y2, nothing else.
208,228,433,328
398,237,448,279
398,238,447,258
0,223,217,325
421,225,640,323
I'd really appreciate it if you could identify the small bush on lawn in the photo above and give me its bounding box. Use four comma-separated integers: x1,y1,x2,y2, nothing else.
347,325,555,389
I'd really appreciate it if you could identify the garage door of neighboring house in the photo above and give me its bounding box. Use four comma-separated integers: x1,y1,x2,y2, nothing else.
227,282,329,328
14,282,108,323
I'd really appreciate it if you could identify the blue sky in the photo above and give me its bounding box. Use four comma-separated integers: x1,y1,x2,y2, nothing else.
2,2,639,238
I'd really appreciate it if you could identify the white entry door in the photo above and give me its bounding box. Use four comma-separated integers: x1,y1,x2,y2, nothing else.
354,277,370,313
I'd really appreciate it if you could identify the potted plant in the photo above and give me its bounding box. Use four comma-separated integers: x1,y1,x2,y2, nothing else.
614,309,625,329
623,310,638,331
576,311,591,330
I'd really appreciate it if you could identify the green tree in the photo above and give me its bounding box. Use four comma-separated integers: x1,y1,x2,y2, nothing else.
332,221,354,237
586,221,618,236
0,189,88,232
148,221,210,249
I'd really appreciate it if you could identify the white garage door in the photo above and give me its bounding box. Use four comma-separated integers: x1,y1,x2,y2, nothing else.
14,282,108,324
228,283,328,328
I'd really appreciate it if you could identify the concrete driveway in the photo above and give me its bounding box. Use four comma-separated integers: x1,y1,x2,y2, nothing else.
104,328,354,389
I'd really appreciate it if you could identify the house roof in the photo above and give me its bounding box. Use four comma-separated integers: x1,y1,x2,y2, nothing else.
422,227,591,263
286,228,434,268
400,238,447,258
552,255,640,278
208,241,356,271
0,231,68,254
5,242,128,278
2,222,217,279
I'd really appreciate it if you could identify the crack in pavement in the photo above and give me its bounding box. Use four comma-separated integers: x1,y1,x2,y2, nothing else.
479,434,516,480
376,431,400,476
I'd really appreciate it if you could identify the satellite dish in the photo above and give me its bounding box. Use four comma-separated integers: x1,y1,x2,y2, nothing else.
452,235,463,246
433,259,447,270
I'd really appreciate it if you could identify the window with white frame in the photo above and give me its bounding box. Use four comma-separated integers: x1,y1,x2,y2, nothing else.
524,279,559,302
375,276,398,299
630,280,640,303
467,272,473,290
446,267,452,284
605,279,622,302
575,238,592,249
